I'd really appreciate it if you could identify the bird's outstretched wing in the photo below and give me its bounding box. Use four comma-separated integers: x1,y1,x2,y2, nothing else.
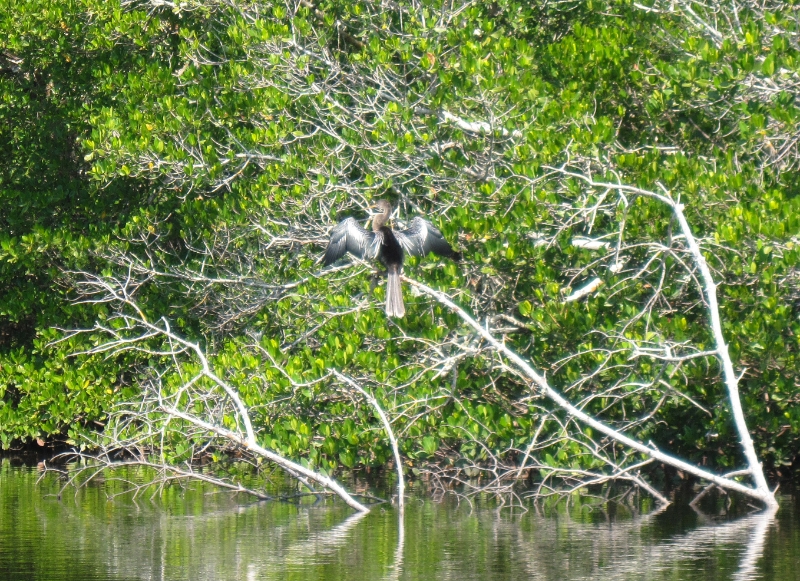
395,217,459,259
323,217,381,266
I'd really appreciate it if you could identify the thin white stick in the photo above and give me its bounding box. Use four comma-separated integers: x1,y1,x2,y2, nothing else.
671,202,774,503
333,370,405,511
162,405,369,512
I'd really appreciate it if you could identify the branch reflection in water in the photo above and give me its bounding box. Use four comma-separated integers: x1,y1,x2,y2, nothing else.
566,506,777,581
732,508,776,581
382,511,405,581
281,509,369,567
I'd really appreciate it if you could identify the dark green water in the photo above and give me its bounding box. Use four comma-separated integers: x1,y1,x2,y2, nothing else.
1,461,799,581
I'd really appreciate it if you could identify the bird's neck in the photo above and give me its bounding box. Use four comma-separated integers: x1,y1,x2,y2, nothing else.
372,212,390,231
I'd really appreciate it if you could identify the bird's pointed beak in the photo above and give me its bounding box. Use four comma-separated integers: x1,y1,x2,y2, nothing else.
364,207,375,228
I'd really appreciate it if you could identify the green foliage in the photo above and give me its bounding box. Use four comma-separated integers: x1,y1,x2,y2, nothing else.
0,0,798,483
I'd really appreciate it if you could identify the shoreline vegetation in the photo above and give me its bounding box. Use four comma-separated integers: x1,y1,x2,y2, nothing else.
2,452,790,518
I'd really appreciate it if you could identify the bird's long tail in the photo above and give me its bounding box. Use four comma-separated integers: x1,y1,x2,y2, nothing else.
385,266,405,318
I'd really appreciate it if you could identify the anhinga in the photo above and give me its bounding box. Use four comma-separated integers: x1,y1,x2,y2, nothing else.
323,200,460,318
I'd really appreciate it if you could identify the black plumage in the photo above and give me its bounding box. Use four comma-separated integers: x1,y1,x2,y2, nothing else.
323,200,459,317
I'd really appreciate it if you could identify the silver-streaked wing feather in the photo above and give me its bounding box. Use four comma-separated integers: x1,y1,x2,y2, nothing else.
323,217,381,265
395,217,456,258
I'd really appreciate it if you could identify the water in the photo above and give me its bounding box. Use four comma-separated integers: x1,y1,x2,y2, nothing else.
1,461,798,580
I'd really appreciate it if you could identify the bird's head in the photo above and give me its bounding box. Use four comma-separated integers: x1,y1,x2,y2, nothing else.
370,199,393,216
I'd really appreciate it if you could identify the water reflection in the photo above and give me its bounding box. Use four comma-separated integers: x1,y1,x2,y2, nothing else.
281,509,368,566
732,508,777,581
0,464,795,581
382,512,404,581
549,506,778,581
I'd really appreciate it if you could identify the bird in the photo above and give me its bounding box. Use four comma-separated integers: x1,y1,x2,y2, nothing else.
322,200,460,318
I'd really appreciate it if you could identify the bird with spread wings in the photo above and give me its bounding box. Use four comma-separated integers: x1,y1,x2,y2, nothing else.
323,200,460,317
